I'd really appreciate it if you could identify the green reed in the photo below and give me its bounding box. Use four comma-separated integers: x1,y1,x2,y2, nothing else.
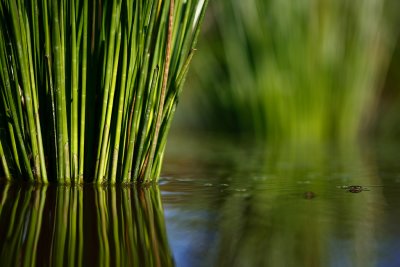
188,0,398,142
0,0,208,184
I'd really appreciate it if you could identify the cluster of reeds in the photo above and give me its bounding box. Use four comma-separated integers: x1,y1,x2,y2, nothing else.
0,0,208,184
189,0,399,142
0,183,173,266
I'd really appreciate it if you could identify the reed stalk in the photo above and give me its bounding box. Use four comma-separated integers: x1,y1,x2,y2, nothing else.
0,0,208,184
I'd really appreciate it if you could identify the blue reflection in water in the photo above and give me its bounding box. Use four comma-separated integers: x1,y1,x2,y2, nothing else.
160,136,400,267
164,208,218,267
377,240,400,267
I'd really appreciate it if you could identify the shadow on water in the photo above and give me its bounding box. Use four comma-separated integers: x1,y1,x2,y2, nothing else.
161,134,400,267
0,183,173,267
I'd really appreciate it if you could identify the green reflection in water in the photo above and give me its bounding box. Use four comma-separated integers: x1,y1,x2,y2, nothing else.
162,135,392,267
216,143,384,267
0,184,173,267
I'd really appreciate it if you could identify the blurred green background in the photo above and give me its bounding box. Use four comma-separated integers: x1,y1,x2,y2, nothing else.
172,0,400,143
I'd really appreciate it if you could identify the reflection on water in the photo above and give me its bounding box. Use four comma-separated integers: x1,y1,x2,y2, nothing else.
0,184,173,267
161,134,400,267
1,135,400,267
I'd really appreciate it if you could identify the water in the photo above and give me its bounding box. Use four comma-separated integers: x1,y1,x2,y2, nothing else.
0,183,173,267
1,134,400,266
161,134,400,267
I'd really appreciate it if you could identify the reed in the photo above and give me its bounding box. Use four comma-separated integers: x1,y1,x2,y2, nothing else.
0,0,208,184
188,0,398,142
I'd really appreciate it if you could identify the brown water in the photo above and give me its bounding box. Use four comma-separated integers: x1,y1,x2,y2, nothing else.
1,134,400,267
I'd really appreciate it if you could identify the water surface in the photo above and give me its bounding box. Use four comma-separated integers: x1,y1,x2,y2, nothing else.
0,184,173,266
161,134,400,267
1,134,400,267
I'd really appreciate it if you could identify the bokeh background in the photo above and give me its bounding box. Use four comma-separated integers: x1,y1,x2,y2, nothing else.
172,0,400,143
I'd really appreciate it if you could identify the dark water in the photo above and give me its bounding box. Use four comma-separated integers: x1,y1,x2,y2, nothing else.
0,184,173,267
1,134,400,266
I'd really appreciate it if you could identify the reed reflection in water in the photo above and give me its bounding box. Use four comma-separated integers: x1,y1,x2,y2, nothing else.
0,184,173,267
162,135,396,267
